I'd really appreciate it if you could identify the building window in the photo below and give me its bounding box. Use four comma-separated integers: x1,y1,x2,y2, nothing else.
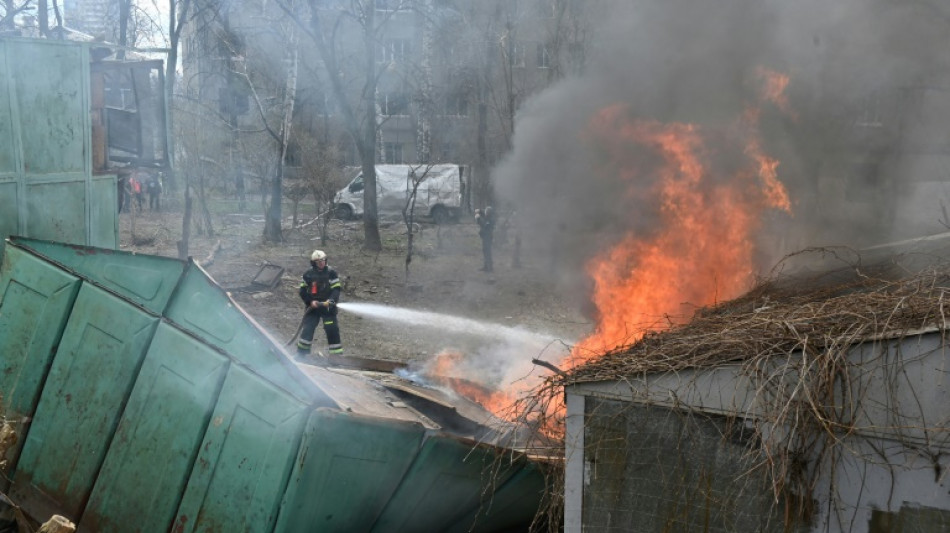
537,43,551,69
507,40,526,68
445,92,468,116
380,92,409,116
441,141,455,160
384,142,404,164
379,38,412,65
856,91,883,128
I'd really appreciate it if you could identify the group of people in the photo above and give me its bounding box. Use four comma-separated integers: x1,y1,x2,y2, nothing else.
120,171,163,213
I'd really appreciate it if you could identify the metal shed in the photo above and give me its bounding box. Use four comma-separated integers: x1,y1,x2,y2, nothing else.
0,236,547,532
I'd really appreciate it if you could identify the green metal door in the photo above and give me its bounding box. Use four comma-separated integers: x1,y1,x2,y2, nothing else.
273,409,425,532
173,365,307,533
10,283,157,521
370,436,523,533
81,323,230,532
0,245,80,478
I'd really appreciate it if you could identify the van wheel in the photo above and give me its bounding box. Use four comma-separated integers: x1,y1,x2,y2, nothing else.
334,204,353,220
431,205,450,225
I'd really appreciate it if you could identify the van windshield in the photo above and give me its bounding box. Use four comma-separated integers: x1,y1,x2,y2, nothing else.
349,175,364,193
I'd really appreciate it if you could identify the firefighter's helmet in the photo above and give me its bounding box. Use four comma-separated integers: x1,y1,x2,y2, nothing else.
311,250,327,261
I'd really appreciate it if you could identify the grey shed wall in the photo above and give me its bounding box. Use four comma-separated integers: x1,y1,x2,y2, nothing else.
578,397,804,533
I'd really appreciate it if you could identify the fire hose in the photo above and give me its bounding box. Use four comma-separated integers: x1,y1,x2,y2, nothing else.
283,302,333,347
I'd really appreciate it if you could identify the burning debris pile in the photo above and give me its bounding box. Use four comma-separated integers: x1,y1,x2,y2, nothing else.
567,249,950,383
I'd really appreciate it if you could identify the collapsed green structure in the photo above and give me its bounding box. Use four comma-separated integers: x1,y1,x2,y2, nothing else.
0,237,546,532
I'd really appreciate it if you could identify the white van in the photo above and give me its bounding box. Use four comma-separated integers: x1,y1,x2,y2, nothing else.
333,164,468,224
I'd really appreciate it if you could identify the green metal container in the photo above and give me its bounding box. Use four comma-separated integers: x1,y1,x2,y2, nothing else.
0,238,549,532
370,436,525,532
81,323,230,532
173,364,308,533
274,409,426,532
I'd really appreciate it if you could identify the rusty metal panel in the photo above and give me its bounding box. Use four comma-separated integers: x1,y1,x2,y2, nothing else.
81,323,229,533
165,264,321,405
273,409,425,533
370,436,522,533
25,180,87,245
89,175,118,249
9,283,157,521
13,237,184,315
8,39,88,175
0,244,81,479
173,365,307,533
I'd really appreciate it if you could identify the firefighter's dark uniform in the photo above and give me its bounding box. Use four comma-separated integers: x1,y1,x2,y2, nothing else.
297,264,343,356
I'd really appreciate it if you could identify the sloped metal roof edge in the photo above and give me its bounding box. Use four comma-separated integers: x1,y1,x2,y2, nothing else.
5,236,336,408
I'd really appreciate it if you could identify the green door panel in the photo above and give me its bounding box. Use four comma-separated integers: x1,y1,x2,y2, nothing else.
0,182,18,248
165,265,322,405
10,40,86,175
445,461,546,533
173,365,307,533
274,409,425,533
0,43,17,174
90,175,118,249
10,283,157,520
81,323,229,533
370,437,522,533
0,245,81,479
13,237,184,315
25,180,86,244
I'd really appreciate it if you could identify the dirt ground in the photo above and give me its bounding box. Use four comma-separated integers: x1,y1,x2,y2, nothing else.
118,199,591,369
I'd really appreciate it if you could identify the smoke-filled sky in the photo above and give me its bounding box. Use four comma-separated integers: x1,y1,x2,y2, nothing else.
493,0,950,289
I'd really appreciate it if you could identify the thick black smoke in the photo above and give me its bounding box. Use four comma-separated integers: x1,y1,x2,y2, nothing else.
493,0,950,286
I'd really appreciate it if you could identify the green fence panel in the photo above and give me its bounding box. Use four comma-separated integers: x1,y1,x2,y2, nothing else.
0,38,117,253
165,264,322,405
9,283,157,521
370,436,522,533
90,176,118,249
25,179,87,245
0,186,16,256
274,409,425,533
445,461,547,533
173,365,307,533
0,244,81,479
13,237,184,315
0,41,19,174
81,323,229,533
9,40,87,175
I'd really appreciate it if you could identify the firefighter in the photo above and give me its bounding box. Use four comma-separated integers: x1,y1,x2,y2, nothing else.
297,249,343,359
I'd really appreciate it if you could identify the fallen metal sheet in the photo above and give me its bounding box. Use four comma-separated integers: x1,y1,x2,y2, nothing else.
251,263,284,289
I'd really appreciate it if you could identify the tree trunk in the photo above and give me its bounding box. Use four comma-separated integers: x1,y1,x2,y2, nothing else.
360,1,382,251
264,35,299,242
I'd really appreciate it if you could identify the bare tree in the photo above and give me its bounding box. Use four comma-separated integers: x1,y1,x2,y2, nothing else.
0,0,34,31
285,0,390,251
401,162,435,277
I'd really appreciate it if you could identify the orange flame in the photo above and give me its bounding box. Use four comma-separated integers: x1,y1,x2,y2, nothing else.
424,350,517,417
429,69,795,428
571,101,792,361
754,66,796,119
